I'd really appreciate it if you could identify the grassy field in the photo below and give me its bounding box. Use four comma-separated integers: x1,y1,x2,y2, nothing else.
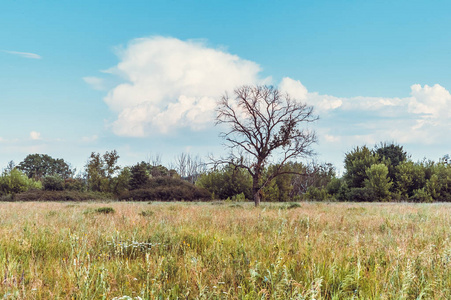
0,201,449,299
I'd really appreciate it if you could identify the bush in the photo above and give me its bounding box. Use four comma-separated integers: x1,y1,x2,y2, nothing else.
346,187,377,202
64,178,86,191
43,175,64,191
303,186,328,201
95,207,115,214
410,188,433,203
0,169,42,195
120,177,211,201
12,190,113,201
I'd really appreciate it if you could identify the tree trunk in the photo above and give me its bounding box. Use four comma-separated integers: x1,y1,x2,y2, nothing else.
252,175,260,207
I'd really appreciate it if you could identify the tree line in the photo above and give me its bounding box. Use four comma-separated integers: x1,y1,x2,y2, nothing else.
0,143,449,202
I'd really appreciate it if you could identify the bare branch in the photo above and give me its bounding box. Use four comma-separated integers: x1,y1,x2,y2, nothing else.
215,85,318,206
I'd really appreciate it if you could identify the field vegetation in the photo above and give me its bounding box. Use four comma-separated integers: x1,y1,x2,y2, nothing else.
0,201,449,299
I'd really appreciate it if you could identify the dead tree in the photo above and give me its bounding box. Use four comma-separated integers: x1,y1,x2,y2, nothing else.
216,85,318,206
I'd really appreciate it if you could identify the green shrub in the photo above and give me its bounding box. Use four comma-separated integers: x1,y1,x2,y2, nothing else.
95,207,115,214
303,186,328,201
120,177,211,201
43,175,64,191
346,187,377,202
0,169,42,195
410,188,433,203
13,190,113,201
64,177,86,191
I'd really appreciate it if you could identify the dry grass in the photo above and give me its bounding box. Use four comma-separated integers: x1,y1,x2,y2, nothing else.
0,201,449,299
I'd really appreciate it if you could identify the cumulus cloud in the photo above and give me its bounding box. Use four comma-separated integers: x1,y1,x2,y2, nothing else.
30,131,41,140
279,77,342,112
3,50,42,59
408,84,451,123
104,36,265,136
298,82,451,146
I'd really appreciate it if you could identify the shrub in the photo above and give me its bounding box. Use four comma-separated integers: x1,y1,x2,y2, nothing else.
64,177,86,191
120,177,211,201
303,186,328,201
410,188,433,203
0,169,42,195
95,207,115,214
43,175,64,191
13,190,113,201
346,187,377,202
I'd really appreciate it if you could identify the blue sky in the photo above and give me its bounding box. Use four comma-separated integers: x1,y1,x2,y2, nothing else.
1,0,450,174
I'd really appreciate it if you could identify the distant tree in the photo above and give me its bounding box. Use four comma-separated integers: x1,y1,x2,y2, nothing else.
395,161,426,198
343,146,379,188
85,152,105,192
374,142,408,191
129,162,149,190
18,154,72,180
364,163,392,201
196,164,252,200
174,153,205,184
5,161,15,173
216,85,317,206
113,167,131,194
374,142,408,167
42,175,64,191
103,150,120,180
0,169,42,195
85,150,120,192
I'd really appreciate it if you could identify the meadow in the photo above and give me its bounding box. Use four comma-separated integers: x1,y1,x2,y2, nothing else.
0,201,449,299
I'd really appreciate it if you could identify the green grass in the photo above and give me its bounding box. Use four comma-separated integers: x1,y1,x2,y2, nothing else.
0,201,450,299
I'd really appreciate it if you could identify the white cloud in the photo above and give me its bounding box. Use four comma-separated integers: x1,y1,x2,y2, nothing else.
30,131,41,140
104,36,266,136
408,84,451,125
279,77,342,112
3,50,42,59
83,77,106,91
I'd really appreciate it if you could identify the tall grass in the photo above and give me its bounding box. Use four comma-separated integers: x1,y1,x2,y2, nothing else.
0,201,449,299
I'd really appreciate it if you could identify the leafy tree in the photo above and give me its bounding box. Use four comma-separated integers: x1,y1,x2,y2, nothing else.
103,150,120,180
426,162,451,201
395,161,426,198
196,164,252,200
374,142,408,167
343,146,379,188
374,142,408,191
113,167,131,194
43,175,64,191
0,169,42,195
216,85,317,206
18,154,72,180
85,150,120,192
129,162,149,190
364,163,392,201
85,152,105,192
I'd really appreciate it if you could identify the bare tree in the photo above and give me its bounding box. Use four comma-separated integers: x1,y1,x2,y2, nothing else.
174,153,206,184
147,153,162,167
216,85,318,206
